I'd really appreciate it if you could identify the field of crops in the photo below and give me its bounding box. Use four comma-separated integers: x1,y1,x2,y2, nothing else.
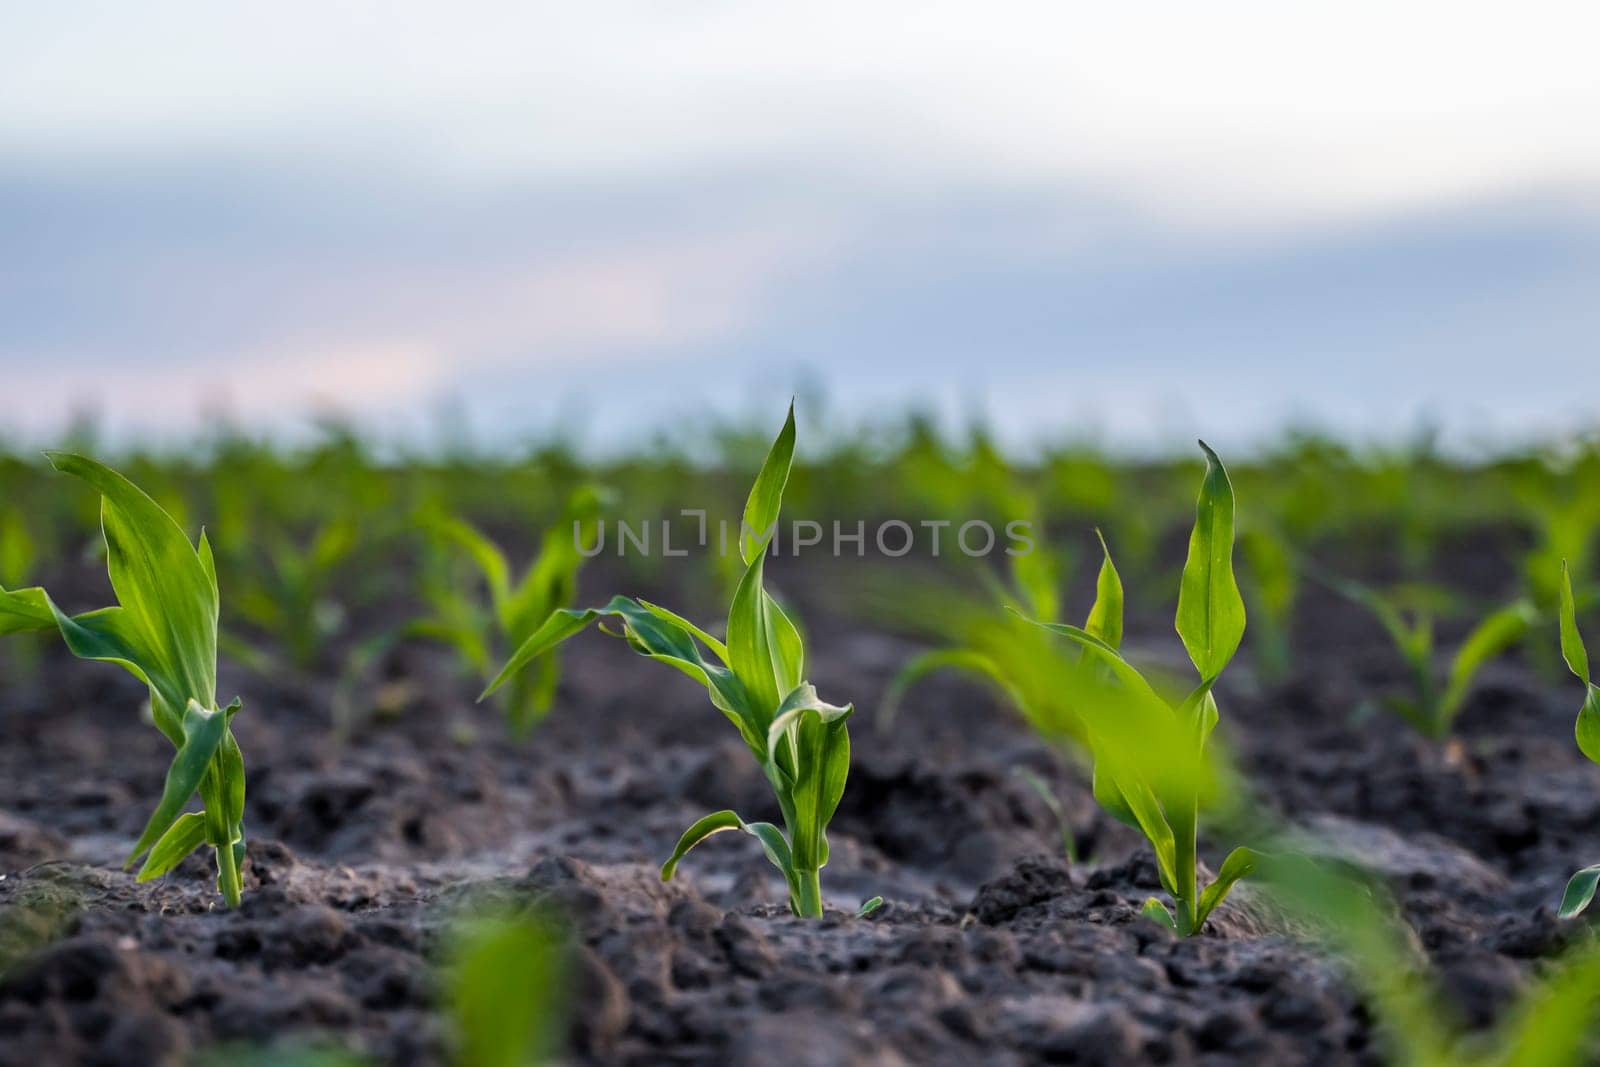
4,408,1600,1065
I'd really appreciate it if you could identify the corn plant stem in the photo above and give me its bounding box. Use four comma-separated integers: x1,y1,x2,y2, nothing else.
1413,661,1441,736
201,758,242,908
215,842,242,908
1173,799,1198,935
793,868,824,918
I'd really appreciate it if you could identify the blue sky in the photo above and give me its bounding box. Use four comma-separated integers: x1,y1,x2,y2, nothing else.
4,2,1598,453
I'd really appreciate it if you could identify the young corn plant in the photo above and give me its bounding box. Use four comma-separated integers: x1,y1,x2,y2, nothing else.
1262,849,1600,1067
1556,562,1600,917
227,516,360,671
1018,442,1260,936
445,904,566,1067
877,525,1108,861
0,454,248,905
482,405,858,918
879,522,1097,749
1516,465,1600,616
1328,577,1535,738
1238,523,1298,685
413,486,604,736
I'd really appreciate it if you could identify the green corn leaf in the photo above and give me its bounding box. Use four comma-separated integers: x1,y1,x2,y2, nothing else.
1018,617,1188,768
727,556,803,720
481,606,610,699
51,604,180,739
1010,533,1061,623
727,558,776,711
1103,766,1179,897
1437,600,1534,727
1141,897,1178,931
406,617,493,674
1254,853,1455,1064
1558,864,1600,919
1561,563,1600,765
1180,679,1222,748
660,810,796,889
740,401,796,564
136,811,209,881
1560,561,1591,685
507,486,605,638
197,529,217,590
615,605,759,747
1015,615,1167,709
1239,525,1296,618
741,821,799,890
1175,441,1246,681
208,703,247,850
1084,529,1124,649
1335,576,1416,654
126,699,231,868
503,654,561,736
431,514,512,619
1577,687,1600,766
484,596,761,752
878,648,1017,731
447,908,565,1067
1091,758,1141,832
0,584,56,636
1018,612,1206,812
764,592,806,696
638,599,728,663
1494,940,1600,1067
309,516,359,573
660,810,747,881
1192,846,1262,929
46,452,219,715
764,684,852,873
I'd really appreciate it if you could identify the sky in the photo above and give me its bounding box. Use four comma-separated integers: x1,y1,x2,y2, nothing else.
4,2,1599,454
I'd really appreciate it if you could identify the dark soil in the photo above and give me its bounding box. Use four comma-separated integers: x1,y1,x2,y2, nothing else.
2,548,1597,1066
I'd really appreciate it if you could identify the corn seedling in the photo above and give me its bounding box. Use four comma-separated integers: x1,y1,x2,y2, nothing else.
878,521,1091,748
1556,562,1600,917
413,485,604,736
1327,576,1535,738
0,454,248,905
876,523,1099,859
483,405,859,917
227,516,360,671
1516,464,1600,614
1238,522,1298,684
445,904,566,1067
1261,850,1600,1067
1017,442,1259,936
